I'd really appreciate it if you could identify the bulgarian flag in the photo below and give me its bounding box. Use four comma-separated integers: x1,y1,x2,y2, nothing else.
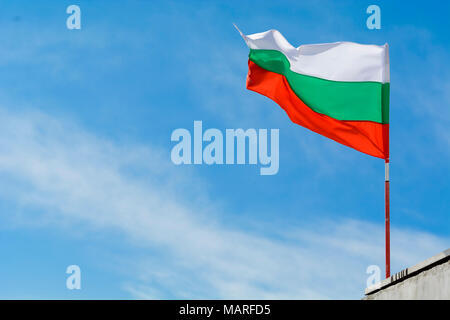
238,28,390,159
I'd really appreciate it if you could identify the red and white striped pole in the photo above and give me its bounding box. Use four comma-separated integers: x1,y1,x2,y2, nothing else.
385,159,390,278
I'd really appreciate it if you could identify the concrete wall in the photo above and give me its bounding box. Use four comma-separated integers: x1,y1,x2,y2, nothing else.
365,249,450,300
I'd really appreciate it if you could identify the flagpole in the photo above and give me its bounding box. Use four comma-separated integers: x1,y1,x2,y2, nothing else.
385,158,390,278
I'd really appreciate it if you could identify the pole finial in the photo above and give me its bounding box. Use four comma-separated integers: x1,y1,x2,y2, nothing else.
232,23,244,37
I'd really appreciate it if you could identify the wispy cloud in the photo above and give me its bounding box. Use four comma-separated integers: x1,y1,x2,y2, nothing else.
0,107,447,299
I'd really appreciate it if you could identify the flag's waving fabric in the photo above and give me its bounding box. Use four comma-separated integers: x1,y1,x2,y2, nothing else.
240,29,390,159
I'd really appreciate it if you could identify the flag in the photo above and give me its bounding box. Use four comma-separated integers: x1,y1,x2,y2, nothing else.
239,28,390,159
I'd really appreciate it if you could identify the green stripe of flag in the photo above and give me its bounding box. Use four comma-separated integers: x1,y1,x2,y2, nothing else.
249,49,389,124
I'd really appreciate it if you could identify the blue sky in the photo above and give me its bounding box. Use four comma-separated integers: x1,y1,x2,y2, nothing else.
0,0,448,299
